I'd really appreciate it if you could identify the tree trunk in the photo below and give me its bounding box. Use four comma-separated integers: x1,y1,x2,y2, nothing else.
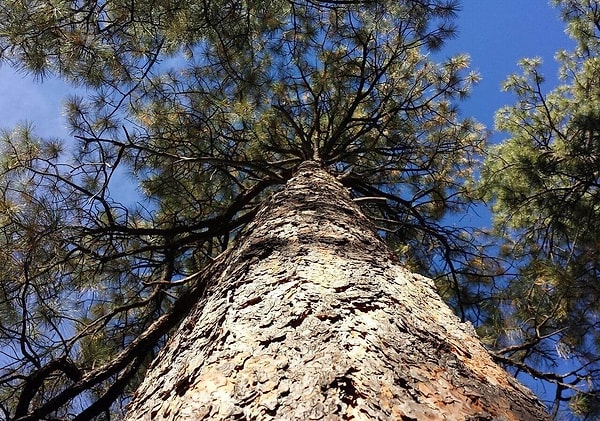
124,161,549,420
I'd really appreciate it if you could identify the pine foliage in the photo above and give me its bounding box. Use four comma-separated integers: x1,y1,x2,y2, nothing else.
480,0,600,417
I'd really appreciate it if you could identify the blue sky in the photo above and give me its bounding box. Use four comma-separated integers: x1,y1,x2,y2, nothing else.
449,0,574,134
0,69,70,138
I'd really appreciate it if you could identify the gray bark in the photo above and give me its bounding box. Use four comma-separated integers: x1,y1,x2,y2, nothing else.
125,161,549,420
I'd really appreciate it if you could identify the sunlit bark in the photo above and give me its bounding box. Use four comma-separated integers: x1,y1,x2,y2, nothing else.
125,161,549,420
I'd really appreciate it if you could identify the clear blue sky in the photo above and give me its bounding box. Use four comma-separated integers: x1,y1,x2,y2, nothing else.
449,0,574,134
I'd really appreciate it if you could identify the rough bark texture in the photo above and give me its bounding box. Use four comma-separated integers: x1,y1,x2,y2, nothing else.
125,161,549,420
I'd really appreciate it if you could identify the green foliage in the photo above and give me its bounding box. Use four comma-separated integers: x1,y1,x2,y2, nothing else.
570,391,600,418
0,0,487,419
480,0,600,417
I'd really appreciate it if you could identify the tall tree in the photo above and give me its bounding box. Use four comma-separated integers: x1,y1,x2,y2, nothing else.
480,0,600,417
0,0,542,419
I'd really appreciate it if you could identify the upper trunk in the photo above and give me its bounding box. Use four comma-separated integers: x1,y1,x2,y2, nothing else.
125,161,549,420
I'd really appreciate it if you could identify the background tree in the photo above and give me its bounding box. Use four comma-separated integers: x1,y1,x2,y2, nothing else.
0,0,492,419
480,0,600,417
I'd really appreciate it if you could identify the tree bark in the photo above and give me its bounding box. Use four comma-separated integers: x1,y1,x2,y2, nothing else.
124,161,549,420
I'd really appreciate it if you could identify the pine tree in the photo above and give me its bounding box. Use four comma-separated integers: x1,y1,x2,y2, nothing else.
480,0,600,417
0,0,548,418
